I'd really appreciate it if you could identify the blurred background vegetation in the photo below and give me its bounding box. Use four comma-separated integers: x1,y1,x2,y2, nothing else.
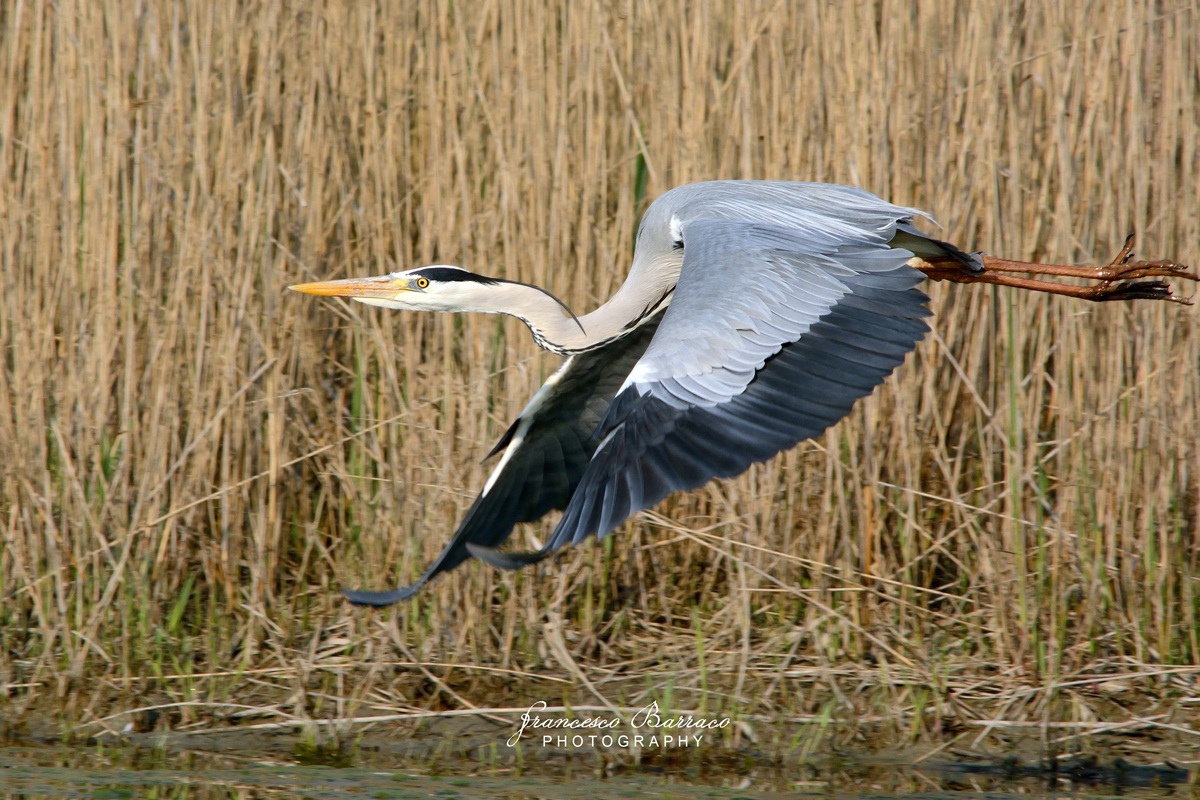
1,1,1197,749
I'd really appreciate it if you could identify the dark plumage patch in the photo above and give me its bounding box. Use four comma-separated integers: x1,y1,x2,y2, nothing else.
414,267,501,285
340,314,663,606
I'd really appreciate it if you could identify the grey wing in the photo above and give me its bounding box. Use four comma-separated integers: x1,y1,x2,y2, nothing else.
341,316,661,606
469,216,931,569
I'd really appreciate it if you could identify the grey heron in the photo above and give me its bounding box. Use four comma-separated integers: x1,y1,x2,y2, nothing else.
291,180,1195,607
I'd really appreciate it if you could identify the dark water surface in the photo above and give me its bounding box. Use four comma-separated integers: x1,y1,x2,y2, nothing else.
0,733,1193,800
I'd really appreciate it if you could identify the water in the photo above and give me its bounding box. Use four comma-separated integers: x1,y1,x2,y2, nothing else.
0,735,1191,800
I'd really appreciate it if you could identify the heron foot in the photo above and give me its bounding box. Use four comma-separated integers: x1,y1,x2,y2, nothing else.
1075,234,1197,302
921,233,1197,304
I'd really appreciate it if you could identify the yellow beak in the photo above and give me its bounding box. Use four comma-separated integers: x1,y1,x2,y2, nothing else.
289,276,409,298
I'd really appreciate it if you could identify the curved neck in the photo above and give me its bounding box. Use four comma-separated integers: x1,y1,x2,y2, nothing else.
491,281,594,353
490,276,674,354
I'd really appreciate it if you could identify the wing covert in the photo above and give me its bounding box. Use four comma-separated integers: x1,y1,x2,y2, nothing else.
470,217,931,570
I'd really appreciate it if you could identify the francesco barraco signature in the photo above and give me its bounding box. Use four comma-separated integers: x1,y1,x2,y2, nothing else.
507,700,731,748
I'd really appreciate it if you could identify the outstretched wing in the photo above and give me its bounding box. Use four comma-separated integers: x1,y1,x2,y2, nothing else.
469,217,931,569
341,316,662,606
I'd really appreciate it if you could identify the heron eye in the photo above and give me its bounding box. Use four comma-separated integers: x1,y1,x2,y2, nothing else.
415,277,430,289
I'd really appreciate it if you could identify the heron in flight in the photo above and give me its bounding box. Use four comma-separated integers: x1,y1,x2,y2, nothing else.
292,181,1195,606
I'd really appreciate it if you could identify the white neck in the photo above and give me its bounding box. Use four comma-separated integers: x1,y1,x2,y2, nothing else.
440,272,677,354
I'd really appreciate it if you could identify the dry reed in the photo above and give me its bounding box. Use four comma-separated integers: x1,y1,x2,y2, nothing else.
1,0,1198,754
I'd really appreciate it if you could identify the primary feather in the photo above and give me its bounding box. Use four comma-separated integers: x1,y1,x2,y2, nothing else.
298,181,977,605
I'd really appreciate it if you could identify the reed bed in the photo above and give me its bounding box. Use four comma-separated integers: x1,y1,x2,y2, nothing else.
1,0,1198,754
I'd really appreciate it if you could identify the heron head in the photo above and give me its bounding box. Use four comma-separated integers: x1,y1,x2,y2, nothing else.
290,266,501,312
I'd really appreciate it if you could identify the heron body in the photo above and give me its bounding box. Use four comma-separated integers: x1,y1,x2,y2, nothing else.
291,180,1195,606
